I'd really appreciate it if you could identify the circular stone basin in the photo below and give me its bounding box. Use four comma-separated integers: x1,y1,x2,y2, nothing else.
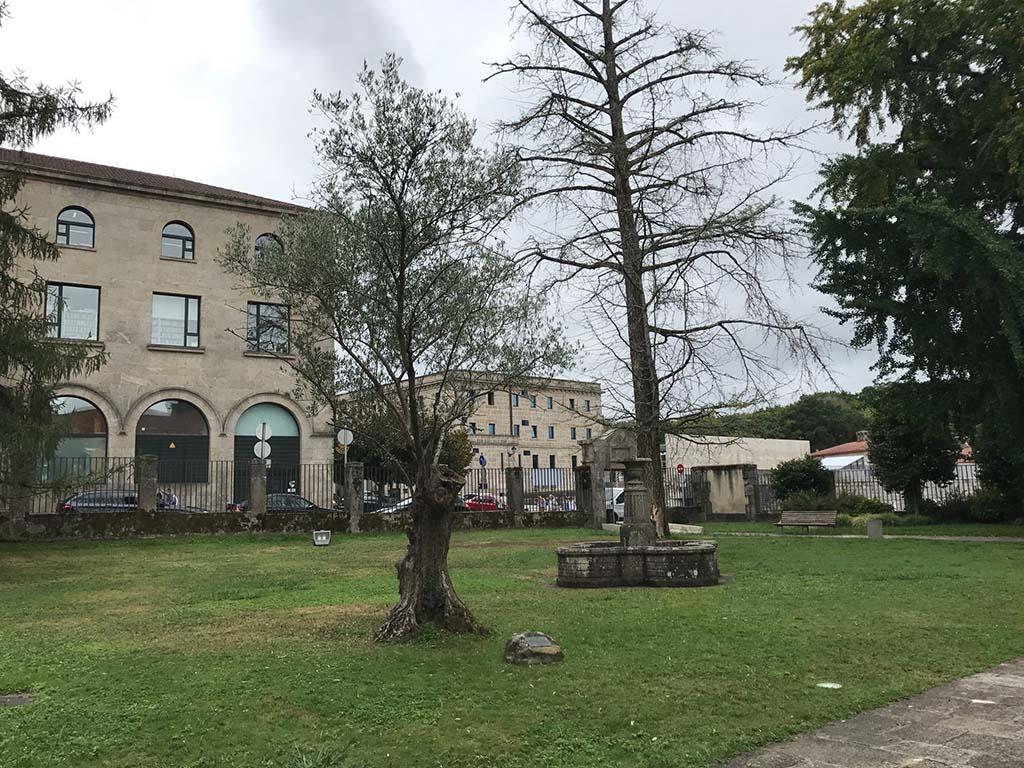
556,540,720,588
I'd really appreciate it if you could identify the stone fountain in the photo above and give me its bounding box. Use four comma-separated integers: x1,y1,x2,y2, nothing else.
556,458,720,588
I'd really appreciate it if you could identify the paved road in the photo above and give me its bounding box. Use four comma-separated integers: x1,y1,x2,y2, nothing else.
722,658,1024,767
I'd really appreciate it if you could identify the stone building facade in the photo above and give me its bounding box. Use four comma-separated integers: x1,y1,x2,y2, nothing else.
416,372,603,472
5,150,335,503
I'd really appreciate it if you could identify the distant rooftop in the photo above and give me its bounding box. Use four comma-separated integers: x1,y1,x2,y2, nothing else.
0,148,301,213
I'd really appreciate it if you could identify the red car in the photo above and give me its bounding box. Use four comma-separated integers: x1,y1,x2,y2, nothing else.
465,493,503,511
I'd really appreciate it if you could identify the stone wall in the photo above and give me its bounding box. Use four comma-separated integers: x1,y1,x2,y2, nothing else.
6,505,589,541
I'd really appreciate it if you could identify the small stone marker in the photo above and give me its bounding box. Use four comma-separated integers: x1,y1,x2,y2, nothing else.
504,631,563,665
867,518,883,539
0,693,31,707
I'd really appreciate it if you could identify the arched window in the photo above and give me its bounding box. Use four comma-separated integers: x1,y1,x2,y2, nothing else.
161,221,195,260
254,233,282,265
233,403,300,497
56,206,95,248
136,399,209,481
52,396,107,461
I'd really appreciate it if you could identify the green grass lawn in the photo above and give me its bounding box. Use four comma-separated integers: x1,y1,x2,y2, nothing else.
701,521,1024,537
2,529,1023,768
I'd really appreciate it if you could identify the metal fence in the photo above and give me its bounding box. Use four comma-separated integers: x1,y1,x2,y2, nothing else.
832,464,981,512
757,469,782,515
30,458,338,515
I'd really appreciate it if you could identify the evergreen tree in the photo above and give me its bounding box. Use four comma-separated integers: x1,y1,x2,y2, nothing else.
788,0,1024,507
0,1,112,517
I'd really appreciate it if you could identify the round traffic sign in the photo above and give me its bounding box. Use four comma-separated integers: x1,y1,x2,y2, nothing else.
254,441,271,459
336,428,354,446
478,454,487,467
676,463,685,474
255,422,273,442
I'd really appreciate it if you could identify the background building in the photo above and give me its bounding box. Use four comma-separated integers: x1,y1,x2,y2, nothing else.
415,372,603,471
6,150,335,505
665,434,810,471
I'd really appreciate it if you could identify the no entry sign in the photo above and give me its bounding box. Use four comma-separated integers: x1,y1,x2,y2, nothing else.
676,463,685,474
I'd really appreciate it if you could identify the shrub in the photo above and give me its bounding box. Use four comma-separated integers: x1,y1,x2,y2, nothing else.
835,494,895,517
835,513,853,527
771,456,831,498
931,488,1017,523
780,490,821,510
847,512,933,527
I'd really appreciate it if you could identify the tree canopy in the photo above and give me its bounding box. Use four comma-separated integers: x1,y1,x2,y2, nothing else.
787,0,1024,504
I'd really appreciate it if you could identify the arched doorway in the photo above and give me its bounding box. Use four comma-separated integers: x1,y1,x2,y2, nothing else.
46,396,108,481
135,399,210,482
233,403,300,499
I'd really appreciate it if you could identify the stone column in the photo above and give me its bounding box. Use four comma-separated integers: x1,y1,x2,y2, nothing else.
742,464,761,521
590,463,607,529
345,461,364,533
505,466,524,527
137,455,158,512
573,465,592,527
249,459,267,516
620,458,657,547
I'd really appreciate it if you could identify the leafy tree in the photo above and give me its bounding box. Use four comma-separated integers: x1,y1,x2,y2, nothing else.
770,455,831,499
490,0,822,535
0,1,111,523
787,0,1024,507
220,56,570,640
864,383,960,515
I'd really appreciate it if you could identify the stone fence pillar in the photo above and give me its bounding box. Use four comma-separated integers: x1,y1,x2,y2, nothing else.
505,466,524,526
249,459,267,516
137,455,158,512
345,461,364,533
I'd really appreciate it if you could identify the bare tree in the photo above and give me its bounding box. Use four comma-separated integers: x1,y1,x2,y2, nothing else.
489,0,824,532
220,55,570,640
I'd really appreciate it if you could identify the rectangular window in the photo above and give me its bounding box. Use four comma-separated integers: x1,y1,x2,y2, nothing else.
487,423,496,435
487,391,495,406
584,399,591,412
547,425,555,439
530,425,538,439
469,422,477,435
569,398,576,410
151,293,200,348
571,455,578,469
549,455,556,469
571,427,577,440
46,283,99,340
511,393,519,407
530,395,537,408
531,454,539,469
512,424,521,437
246,302,289,354
546,396,553,409
586,428,592,439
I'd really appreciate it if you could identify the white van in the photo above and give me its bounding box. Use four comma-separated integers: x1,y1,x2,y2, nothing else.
605,486,625,523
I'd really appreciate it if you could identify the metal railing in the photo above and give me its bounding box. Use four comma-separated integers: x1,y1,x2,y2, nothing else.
31,456,137,515
832,464,981,512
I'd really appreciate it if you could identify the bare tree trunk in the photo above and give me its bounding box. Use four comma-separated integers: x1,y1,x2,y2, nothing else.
601,1,667,536
375,464,485,641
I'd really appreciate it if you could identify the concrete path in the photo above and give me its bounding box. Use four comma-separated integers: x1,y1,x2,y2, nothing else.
722,658,1024,768
711,531,1024,543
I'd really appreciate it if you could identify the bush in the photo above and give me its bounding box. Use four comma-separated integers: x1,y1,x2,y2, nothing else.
848,512,934,527
771,456,831,499
932,488,1017,523
835,494,895,517
780,490,821,511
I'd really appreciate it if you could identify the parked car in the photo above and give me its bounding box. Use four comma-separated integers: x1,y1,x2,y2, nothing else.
605,486,625,523
362,493,399,513
57,489,138,513
371,495,470,515
465,493,504,511
227,493,330,513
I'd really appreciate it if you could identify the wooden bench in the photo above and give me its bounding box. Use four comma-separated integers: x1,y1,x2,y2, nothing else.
776,510,837,533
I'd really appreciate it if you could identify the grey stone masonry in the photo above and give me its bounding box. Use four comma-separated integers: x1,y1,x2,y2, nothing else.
721,657,1024,768
620,458,657,547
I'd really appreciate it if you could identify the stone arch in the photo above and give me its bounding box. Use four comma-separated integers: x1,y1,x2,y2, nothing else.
54,383,123,435
125,387,223,437
222,392,311,439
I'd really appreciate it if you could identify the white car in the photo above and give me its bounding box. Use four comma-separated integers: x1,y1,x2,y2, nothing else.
375,497,413,515
605,486,625,522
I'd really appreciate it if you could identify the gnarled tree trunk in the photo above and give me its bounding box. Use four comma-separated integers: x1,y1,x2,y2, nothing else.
375,464,485,641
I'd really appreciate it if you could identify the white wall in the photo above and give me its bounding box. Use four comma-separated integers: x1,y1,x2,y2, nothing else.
666,434,810,470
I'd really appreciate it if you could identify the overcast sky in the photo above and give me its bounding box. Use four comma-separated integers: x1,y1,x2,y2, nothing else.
2,0,879,399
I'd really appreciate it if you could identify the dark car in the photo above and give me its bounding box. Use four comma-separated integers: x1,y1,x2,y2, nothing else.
227,493,330,513
58,489,138,513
